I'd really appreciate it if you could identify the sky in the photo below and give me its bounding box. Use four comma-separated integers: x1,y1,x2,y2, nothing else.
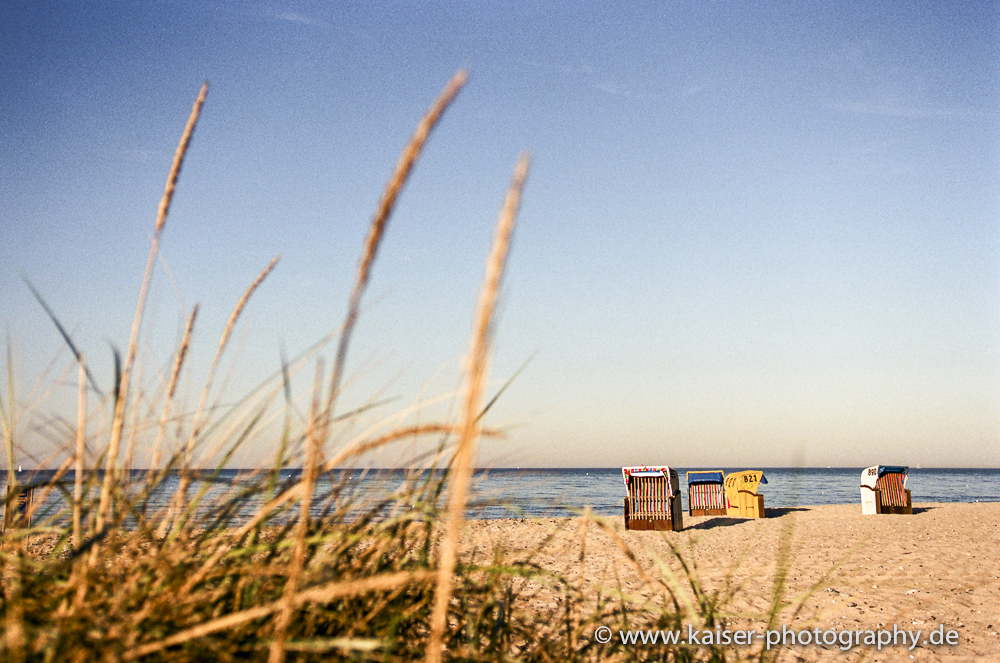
1,1,997,469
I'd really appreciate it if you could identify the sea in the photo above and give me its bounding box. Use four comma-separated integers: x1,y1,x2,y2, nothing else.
3,467,998,528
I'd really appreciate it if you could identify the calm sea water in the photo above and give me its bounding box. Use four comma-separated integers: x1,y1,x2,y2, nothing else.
4,467,998,525
464,467,1000,519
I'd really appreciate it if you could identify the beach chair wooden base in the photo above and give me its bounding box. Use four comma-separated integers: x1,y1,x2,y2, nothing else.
689,508,727,517
877,490,912,515
726,494,766,519
623,498,683,531
626,518,675,531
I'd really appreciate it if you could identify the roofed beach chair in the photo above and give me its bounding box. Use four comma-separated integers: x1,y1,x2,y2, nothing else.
686,471,727,517
860,465,912,515
2,484,34,532
622,466,683,531
724,470,768,519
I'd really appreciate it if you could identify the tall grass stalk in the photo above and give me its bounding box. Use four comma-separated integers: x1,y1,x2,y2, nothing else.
121,361,144,476
1,343,23,663
265,72,468,662
2,340,15,492
170,254,279,533
268,357,324,663
149,304,198,473
96,82,208,533
72,355,86,550
320,69,467,438
427,153,529,663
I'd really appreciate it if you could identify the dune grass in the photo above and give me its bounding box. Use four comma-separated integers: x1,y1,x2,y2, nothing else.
0,73,785,662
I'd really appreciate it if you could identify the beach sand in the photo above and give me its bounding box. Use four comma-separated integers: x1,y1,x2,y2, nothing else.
19,502,996,660
462,503,1000,662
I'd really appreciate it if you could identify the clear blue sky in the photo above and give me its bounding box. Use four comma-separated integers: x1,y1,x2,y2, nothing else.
1,1,997,468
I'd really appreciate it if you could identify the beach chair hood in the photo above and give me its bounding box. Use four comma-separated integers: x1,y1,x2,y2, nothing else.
686,471,725,485
724,470,766,497
622,466,678,495
861,465,908,488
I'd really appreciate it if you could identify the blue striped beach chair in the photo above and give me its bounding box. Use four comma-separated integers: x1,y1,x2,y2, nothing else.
860,465,912,515
622,466,683,531
686,471,727,517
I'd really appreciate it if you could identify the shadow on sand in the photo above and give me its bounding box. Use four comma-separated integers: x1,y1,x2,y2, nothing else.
684,517,746,530
762,506,811,518
683,507,811,529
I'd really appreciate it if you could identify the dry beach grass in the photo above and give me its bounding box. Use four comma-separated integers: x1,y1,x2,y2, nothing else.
2,73,995,663
0,72,725,662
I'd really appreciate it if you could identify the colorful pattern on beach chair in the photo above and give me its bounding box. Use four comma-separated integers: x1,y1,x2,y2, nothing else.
875,471,908,507
689,482,725,509
622,466,683,531
686,471,727,516
624,469,671,519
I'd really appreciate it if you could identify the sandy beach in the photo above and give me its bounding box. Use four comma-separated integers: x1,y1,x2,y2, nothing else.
462,502,1000,662
18,501,997,660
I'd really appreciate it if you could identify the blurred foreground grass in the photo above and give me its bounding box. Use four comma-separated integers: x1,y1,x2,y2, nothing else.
1,73,748,662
